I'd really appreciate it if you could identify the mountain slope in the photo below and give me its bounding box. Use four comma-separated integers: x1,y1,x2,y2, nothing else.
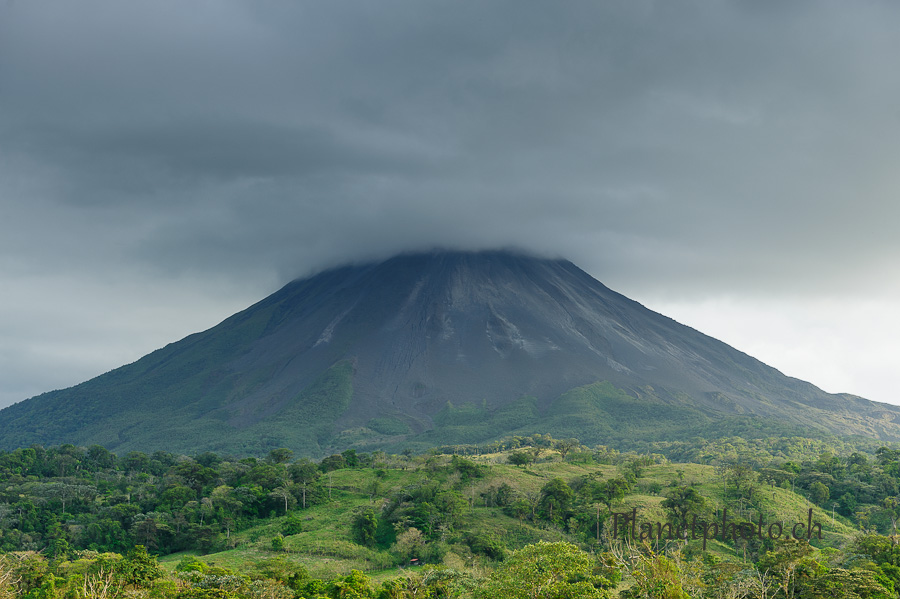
2,250,899,455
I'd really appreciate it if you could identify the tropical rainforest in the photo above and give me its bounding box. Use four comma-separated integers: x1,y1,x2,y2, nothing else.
3,433,900,598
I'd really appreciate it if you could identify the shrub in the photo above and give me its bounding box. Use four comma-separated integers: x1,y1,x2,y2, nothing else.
282,514,303,535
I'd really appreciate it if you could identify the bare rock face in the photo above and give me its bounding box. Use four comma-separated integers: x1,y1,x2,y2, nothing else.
2,249,899,455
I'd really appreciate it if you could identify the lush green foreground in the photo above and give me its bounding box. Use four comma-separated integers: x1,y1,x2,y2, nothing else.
4,434,900,597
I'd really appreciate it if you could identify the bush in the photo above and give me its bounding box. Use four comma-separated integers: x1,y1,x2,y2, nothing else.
117,545,163,588
282,514,303,535
175,555,208,573
508,452,532,467
466,533,506,561
351,507,378,547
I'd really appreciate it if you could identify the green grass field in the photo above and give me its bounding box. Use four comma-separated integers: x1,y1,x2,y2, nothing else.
158,448,857,582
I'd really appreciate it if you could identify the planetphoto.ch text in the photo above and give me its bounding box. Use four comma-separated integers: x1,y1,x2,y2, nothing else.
611,508,823,550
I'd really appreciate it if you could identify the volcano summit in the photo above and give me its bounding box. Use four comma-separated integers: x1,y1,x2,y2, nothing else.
2,250,899,455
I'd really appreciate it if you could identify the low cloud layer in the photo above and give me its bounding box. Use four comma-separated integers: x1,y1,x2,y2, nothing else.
2,1,899,407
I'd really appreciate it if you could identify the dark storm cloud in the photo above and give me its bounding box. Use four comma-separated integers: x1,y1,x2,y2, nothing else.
4,118,434,200
2,0,900,405
2,0,896,293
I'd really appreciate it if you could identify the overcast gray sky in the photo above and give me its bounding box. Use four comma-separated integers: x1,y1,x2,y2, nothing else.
2,0,899,409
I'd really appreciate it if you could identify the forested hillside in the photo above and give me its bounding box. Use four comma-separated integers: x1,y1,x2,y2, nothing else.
3,434,900,597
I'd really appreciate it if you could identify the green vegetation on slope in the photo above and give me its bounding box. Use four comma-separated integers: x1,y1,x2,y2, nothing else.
371,381,832,457
0,369,882,460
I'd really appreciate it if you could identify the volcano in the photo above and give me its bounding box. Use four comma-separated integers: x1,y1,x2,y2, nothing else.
2,250,899,455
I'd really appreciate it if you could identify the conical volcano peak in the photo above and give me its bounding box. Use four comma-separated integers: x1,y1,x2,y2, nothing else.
264,249,638,406
1,250,899,456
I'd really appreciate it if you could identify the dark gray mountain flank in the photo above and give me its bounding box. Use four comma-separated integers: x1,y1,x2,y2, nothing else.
2,250,899,455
